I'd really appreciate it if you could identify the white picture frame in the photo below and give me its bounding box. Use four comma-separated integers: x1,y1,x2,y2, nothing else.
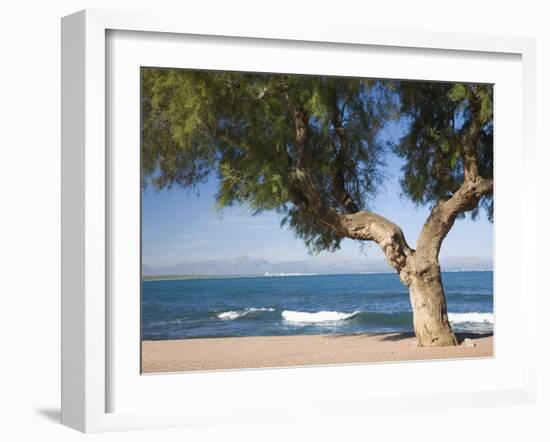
61,9,537,433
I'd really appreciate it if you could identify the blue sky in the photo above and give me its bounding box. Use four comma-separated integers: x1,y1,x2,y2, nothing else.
141,150,493,266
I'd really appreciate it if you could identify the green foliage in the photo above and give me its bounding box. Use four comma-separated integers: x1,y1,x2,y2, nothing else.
447,84,467,102
395,82,493,220
142,68,391,252
141,69,493,253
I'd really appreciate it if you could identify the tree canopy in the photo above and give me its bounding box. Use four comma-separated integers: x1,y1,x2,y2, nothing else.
396,81,493,220
141,68,493,253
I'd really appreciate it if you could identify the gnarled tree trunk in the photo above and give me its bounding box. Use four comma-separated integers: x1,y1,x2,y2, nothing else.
400,256,457,347
399,177,493,346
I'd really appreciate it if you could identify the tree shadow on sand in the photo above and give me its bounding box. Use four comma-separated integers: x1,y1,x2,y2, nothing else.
376,331,493,343
325,331,493,343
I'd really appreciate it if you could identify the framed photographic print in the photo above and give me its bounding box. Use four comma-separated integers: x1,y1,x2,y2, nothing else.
139,68,495,373
61,9,537,432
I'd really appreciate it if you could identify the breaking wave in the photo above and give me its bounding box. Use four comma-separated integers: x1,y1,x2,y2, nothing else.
448,312,494,324
216,309,494,327
282,310,359,323
217,307,275,320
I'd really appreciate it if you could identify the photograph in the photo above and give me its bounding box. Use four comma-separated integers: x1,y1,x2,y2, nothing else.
140,68,494,374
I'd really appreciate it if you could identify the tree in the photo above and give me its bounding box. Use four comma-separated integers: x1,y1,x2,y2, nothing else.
141,68,493,347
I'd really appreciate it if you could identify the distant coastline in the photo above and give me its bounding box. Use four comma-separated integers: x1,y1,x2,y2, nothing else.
142,269,493,282
142,274,239,282
142,255,493,279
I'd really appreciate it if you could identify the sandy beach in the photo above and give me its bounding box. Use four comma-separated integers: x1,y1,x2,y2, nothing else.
141,332,493,373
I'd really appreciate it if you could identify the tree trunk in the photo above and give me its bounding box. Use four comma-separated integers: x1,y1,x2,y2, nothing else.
283,100,478,348
404,258,457,347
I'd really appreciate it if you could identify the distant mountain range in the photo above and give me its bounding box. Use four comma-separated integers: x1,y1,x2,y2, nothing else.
142,254,493,276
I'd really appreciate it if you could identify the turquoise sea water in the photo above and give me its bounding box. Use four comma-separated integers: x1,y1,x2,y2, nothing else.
141,271,493,340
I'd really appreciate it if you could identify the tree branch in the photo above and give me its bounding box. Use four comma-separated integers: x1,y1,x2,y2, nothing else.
288,104,414,273
417,87,493,262
342,211,414,274
332,115,360,214
416,176,493,261
462,88,483,182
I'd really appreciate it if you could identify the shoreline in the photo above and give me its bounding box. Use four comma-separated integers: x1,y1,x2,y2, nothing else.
141,332,493,374
142,270,492,282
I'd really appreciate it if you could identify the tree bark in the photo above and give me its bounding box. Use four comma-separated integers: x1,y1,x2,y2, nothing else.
401,255,457,346
403,176,493,346
345,213,458,346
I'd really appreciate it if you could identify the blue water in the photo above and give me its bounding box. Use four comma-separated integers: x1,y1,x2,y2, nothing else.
141,271,493,340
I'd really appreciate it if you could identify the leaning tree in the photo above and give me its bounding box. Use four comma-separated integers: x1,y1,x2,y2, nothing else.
141,68,493,346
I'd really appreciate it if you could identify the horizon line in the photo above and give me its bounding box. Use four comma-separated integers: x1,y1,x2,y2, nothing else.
142,253,494,267
142,269,494,282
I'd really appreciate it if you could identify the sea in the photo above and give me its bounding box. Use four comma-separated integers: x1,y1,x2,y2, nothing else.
141,271,493,340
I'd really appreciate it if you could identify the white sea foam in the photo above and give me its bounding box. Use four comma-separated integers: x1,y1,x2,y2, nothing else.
448,312,494,324
282,310,358,323
217,311,242,320
217,307,275,320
